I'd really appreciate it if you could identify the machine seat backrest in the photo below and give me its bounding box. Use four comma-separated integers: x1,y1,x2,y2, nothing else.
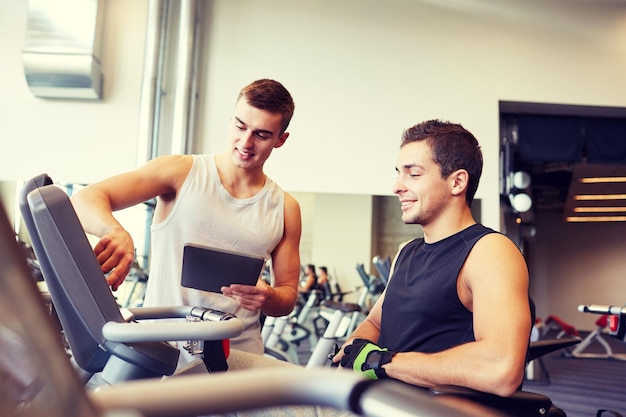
20,177,125,371
20,176,178,376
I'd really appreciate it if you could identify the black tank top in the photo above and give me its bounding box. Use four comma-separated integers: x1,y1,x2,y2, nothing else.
378,223,496,353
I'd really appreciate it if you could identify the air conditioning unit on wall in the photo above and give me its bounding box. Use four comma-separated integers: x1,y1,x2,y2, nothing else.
22,0,104,100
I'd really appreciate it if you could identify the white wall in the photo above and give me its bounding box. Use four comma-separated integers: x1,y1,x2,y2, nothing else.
0,0,149,184
3,0,626,218
194,0,626,231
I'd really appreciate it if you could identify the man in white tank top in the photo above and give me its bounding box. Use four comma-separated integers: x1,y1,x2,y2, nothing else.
71,79,302,359
72,79,365,417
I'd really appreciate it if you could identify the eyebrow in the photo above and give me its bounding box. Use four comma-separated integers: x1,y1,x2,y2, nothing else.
396,163,419,172
235,117,275,137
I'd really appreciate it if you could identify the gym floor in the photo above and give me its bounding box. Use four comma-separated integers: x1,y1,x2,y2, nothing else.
525,330,626,417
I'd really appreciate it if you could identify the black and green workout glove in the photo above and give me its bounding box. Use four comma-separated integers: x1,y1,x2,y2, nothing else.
340,338,396,380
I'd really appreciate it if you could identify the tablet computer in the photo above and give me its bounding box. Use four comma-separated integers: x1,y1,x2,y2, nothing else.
181,243,265,293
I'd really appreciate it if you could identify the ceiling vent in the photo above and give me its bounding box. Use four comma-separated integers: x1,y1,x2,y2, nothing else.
22,0,104,100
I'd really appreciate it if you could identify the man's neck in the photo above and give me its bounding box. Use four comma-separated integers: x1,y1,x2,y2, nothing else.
421,209,476,244
214,154,266,199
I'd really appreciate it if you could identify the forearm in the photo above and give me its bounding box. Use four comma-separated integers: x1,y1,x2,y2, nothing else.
385,342,525,397
71,190,136,290
71,191,122,237
346,315,381,344
261,284,298,317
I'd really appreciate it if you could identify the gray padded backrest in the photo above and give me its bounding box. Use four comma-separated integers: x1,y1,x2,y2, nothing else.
22,179,179,380
21,178,123,372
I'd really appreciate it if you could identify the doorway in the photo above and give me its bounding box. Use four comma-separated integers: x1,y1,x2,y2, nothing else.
499,101,626,328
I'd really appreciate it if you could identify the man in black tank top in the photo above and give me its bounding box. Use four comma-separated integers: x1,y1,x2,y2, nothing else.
333,120,531,398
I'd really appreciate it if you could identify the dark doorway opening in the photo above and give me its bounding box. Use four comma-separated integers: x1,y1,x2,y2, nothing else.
499,100,626,240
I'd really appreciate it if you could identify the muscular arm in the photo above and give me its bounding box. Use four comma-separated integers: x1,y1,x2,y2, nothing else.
383,233,531,397
260,192,301,316
71,155,192,289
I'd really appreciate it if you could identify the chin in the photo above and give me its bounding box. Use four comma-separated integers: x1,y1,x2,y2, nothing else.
401,213,420,225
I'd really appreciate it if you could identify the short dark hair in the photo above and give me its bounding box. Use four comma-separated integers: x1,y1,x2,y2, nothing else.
401,119,483,206
238,79,295,134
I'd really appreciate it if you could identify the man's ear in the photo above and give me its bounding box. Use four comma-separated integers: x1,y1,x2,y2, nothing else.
274,132,290,149
450,169,469,197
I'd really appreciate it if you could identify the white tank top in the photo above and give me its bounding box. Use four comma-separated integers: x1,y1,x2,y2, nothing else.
143,154,284,355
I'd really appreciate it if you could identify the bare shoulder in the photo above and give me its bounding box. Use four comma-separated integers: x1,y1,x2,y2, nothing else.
465,231,528,282
282,192,302,240
141,155,193,187
459,230,529,309
283,192,302,217
474,232,522,256
144,154,193,175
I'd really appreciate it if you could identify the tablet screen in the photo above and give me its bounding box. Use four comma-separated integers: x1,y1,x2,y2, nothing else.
181,243,265,293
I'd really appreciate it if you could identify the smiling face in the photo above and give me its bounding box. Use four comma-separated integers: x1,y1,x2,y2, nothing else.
227,98,289,171
393,140,452,226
